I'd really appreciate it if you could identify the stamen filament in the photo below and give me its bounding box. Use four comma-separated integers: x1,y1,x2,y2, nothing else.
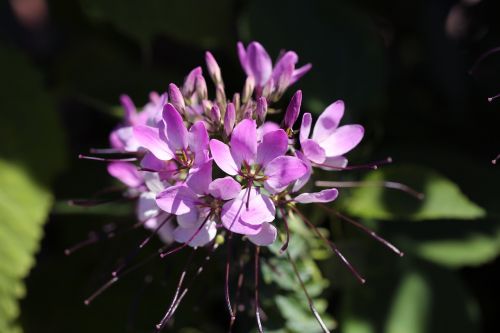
315,180,424,200
78,154,137,162
254,246,264,333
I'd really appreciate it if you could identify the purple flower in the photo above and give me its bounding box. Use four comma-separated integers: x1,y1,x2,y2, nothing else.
133,103,209,168
237,41,311,97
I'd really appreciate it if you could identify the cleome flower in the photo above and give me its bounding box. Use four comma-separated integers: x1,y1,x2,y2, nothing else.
73,40,421,333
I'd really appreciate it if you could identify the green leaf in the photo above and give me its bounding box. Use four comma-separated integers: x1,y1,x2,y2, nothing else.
0,161,53,332
341,165,485,220
341,259,480,333
80,0,233,48
0,47,66,332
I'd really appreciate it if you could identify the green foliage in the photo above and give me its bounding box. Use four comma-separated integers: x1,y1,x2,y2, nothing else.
0,48,66,332
341,165,485,220
341,258,480,333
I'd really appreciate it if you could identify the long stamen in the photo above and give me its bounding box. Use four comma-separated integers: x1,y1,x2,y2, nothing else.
78,154,137,162
290,206,366,284
493,154,500,165
278,207,291,253
488,93,500,103
285,251,331,333
469,46,500,75
139,215,174,248
156,243,218,331
313,157,392,171
89,148,137,154
225,233,235,320
67,197,127,207
64,231,99,256
159,214,212,259
315,180,424,200
317,204,404,257
84,277,118,305
228,250,247,333
254,246,264,333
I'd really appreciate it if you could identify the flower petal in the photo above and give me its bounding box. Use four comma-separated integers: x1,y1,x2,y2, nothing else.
292,151,312,192
209,139,239,176
294,188,339,204
177,209,200,228
312,100,345,142
133,125,174,161
299,113,312,144
246,42,273,87
318,156,348,170
143,171,164,194
107,162,142,187
272,51,298,83
239,189,276,225
290,63,312,85
301,139,326,164
189,121,210,165
137,192,159,221
208,177,241,200
256,129,288,167
186,160,212,195
162,103,188,151
221,198,262,236
319,124,364,157
248,223,277,246
156,185,198,215
173,219,217,247
264,156,308,193
230,119,257,165
257,121,280,141
237,41,250,76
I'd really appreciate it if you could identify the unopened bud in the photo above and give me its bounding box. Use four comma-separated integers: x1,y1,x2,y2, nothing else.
183,66,202,97
205,51,223,84
256,97,267,123
210,105,221,124
283,90,302,129
195,74,208,100
168,83,185,113
242,76,255,103
224,103,236,136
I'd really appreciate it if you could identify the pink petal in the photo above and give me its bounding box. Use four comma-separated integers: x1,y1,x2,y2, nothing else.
140,152,165,172
257,121,280,141
156,185,198,215
239,190,276,225
319,124,364,157
299,113,312,144
221,199,262,235
292,151,313,192
264,156,308,193
312,100,345,143
107,162,142,187
177,209,200,228
271,51,298,83
247,42,272,87
256,129,288,167
294,188,339,204
188,121,210,165
318,156,348,170
133,125,174,161
173,219,217,247
208,177,241,200
290,63,312,85
237,41,250,76
301,139,326,164
248,223,277,246
209,139,239,176
162,103,188,151
136,192,159,221
230,119,257,165
186,160,212,195
120,94,137,124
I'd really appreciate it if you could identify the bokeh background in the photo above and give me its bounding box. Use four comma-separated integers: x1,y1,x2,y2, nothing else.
1,0,499,332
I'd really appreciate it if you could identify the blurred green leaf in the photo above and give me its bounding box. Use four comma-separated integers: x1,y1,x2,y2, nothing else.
0,47,66,332
0,160,53,333
341,259,480,333
341,165,485,220
79,0,233,48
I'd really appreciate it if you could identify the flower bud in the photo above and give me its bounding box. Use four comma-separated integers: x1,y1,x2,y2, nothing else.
119,94,137,124
195,74,208,100
256,97,267,123
210,104,221,124
224,103,236,136
205,51,222,84
168,83,185,114
284,90,302,130
242,76,255,103
183,66,202,97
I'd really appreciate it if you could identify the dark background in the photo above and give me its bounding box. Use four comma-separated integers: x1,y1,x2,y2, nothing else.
0,0,499,332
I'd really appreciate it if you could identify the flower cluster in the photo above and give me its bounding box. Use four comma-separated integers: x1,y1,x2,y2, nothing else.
101,41,364,250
